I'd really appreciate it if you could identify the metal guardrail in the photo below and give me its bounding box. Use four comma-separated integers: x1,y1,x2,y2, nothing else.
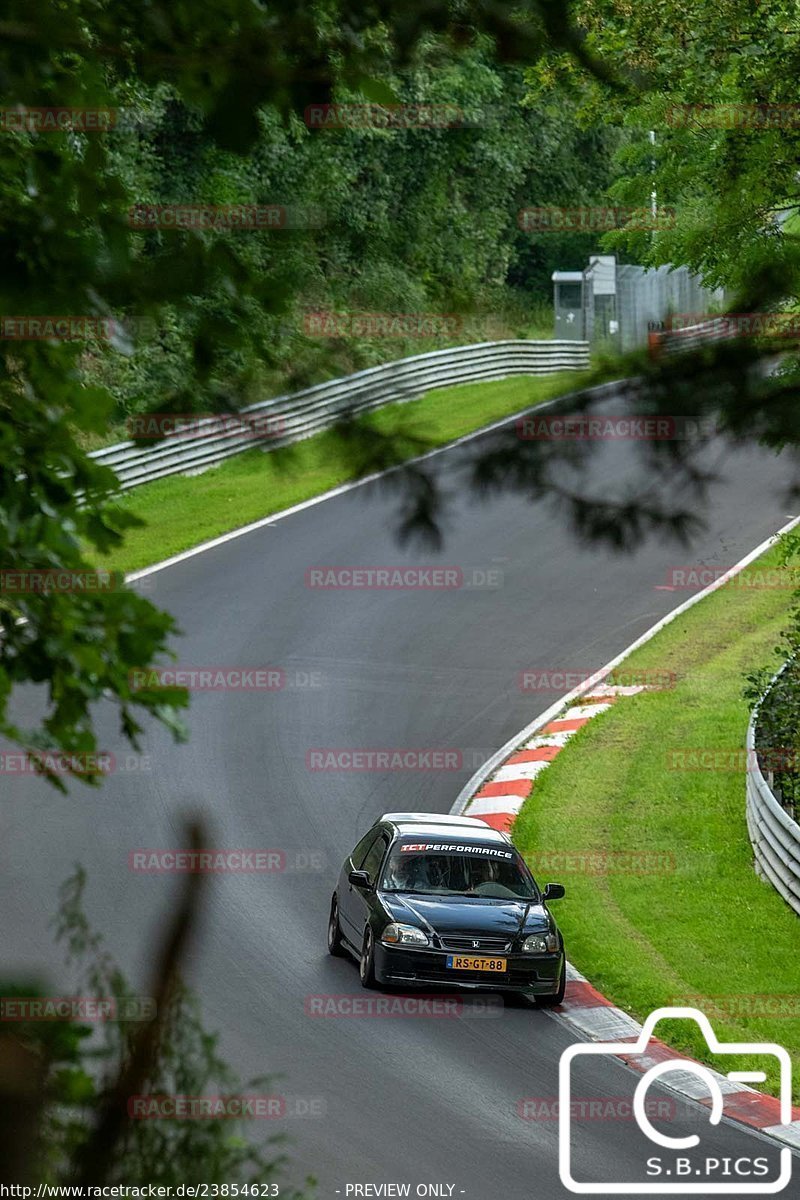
89,340,590,490
746,684,800,917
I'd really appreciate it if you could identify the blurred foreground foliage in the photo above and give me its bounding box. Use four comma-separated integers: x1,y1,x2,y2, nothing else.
1,835,310,1192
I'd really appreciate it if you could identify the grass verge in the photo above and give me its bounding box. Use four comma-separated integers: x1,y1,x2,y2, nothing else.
98,369,589,575
512,543,800,1103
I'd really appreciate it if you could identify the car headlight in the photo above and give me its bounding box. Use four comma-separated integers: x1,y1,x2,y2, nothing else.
381,922,429,947
522,932,559,953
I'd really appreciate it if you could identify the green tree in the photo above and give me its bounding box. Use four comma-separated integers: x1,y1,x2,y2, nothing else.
1,1,622,779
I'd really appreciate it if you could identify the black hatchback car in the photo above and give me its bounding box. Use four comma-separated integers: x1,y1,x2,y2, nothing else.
327,812,566,1005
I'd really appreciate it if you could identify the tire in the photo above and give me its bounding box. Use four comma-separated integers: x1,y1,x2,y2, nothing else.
359,926,378,989
536,956,566,1007
327,896,345,957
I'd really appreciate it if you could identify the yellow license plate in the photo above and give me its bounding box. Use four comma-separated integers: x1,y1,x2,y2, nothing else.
446,955,507,972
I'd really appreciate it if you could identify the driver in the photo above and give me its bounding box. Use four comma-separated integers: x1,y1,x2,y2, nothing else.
467,857,495,892
385,853,426,891
468,855,521,898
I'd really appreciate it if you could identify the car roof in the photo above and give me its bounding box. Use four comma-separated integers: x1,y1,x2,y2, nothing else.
381,812,490,828
379,813,511,846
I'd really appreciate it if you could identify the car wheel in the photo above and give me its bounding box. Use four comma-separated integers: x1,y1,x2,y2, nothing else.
327,896,345,957
535,956,566,1007
359,927,377,989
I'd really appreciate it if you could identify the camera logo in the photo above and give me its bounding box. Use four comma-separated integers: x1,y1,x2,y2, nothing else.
559,1006,792,1194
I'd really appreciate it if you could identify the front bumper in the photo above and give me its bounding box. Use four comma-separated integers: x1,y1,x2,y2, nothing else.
373,942,564,994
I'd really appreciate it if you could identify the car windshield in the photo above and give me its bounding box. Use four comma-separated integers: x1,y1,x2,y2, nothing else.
380,844,539,900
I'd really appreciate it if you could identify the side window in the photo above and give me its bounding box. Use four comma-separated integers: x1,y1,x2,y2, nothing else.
351,829,378,868
360,833,390,883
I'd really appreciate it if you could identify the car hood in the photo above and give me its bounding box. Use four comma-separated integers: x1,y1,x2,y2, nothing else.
381,893,551,937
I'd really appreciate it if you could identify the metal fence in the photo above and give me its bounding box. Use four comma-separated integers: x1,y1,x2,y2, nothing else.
614,264,722,353
746,700,800,918
557,256,725,353
90,339,590,491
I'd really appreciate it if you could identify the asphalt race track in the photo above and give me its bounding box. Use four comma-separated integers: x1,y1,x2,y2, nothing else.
3,398,799,1197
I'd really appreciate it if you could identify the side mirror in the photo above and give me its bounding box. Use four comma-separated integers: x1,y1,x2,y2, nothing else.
348,869,371,889
543,882,565,901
